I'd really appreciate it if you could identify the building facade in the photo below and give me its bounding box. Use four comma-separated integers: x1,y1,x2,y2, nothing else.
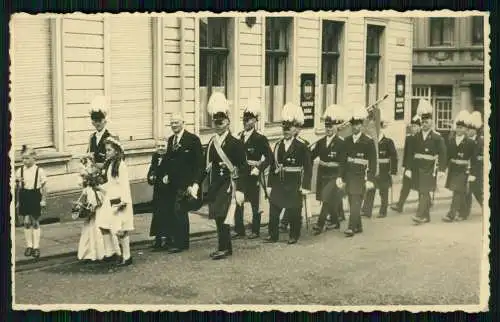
10,14,413,221
412,16,486,138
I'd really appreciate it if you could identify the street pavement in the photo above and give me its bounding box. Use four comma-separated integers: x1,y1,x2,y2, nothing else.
13,200,484,306
13,180,455,265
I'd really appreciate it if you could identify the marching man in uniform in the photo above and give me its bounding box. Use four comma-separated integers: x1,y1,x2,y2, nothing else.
311,104,348,235
442,110,478,222
340,105,377,237
391,115,422,213
361,116,398,218
407,99,447,225
189,92,248,260
232,99,273,240
464,111,484,215
265,103,312,244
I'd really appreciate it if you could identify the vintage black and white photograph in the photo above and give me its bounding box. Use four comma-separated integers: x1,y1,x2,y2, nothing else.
10,11,489,311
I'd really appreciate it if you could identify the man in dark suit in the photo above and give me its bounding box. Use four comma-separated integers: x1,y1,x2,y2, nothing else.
407,99,447,225
340,105,377,237
361,118,398,218
189,93,248,260
265,103,312,244
162,113,203,253
442,111,478,222
311,104,348,235
147,139,171,250
464,110,484,216
232,99,272,239
87,96,112,168
391,115,421,213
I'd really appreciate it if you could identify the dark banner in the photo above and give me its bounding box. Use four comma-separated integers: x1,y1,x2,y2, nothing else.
300,73,315,128
394,74,406,121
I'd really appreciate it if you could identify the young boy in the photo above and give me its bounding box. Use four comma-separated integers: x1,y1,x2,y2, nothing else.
16,145,47,259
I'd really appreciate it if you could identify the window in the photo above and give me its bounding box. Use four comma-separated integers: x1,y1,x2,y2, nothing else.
470,84,484,117
429,18,455,46
365,25,384,111
471,16,484,45
411,86,431,119
109,16,154,141
321,21,343,114
11,16,54,150
199,18,229,129
265,17,291,123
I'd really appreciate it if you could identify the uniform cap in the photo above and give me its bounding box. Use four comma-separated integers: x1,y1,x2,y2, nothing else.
323,104,350,124
281,102,305,126
207,92,230,118
89,95,110,119
243,99,262,118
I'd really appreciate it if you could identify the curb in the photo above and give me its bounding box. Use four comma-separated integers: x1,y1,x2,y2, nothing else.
15,195,452,267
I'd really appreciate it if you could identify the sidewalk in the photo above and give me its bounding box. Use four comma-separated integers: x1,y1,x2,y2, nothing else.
14,180,453,265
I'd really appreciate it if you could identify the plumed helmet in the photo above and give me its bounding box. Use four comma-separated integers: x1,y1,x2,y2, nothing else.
207,92,230,119
281,102,305,126
323,104,349,125
89,95,110,120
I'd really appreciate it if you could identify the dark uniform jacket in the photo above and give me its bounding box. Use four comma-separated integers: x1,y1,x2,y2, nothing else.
147,152,169,237
147,153,168,204
343,133,377,195
268,137,312,209
237,129,272,202
407,130,447,193
376,135,398,189
311,135,347,201
445,135,477,192
470,135,484,184
402,134,415,170
88,129,111,164
202,132,248,219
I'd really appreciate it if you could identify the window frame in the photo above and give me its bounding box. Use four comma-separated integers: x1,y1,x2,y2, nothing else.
264,17,292,125
429,17,455,47
364,24,385,115
198,17,230,130
471,16,484,46
320,20,343,116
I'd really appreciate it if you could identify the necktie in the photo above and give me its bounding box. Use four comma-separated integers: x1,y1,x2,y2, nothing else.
174,135,178,146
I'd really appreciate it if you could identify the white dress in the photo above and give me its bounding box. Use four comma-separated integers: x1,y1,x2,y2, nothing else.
97,160,135,234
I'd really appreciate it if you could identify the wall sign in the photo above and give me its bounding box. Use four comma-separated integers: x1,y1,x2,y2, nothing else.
300,73,315,128
394,74,406,121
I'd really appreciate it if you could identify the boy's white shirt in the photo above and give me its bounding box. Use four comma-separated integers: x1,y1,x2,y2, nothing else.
15,165,47,190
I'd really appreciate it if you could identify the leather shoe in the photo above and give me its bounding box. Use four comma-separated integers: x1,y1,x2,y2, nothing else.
263,236,278,243
344,229,354,237
231,233,245,239
287,238,297,244
211,250,231,260
442,215,454,223
116,257,133,267
247,233,259,239
168,247,182,254
390,205,403,213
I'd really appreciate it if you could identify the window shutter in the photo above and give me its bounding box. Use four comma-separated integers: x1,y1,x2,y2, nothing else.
11,17,54,149
109,17,154,141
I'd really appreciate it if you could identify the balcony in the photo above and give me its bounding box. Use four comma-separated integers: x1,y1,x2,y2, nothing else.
413,46,484,71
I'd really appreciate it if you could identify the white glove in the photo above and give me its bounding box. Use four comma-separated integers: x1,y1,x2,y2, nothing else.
404,170,412,178
365,181,375,190
437,171,446,179
468,175,476,182
162,175,169,184
40,199,47,207
235,191,245,205
250,167,260,176
188,184,199,199
266,187,272,196
300,188,310,195
336,178,344,189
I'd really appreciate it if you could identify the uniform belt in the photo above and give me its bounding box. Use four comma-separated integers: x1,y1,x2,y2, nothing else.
414,153,438,161
450,159,469,165
318,160,340,167
281,166,303,173
378,158,390,164
247,160,261,166
347,157,368,166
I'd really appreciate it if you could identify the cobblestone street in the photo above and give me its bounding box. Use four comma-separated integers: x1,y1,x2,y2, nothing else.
14,202,484,306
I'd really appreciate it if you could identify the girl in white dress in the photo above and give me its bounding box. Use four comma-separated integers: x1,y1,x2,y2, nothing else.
99,136,135,266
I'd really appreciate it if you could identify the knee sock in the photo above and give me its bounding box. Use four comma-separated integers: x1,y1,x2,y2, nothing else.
32,228,41,249
120,235,131,260
24,228,33,248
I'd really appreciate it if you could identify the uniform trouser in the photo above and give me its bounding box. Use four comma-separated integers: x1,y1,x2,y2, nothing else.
234,199,261,235
362,187,389,217
396,176,412,208
465,180,483,218
167,191,190,250
269,203,302,241
416,192,431,221
448,191,470,219
316,201,339,229
215,216,232,252
347,194,363,231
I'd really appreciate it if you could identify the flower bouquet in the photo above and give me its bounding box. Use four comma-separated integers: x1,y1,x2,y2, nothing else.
71,155,106,220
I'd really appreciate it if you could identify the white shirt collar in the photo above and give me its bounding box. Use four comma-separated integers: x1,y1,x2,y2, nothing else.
455,134,465,144
175,129,185,140
216,130,229,143
471,135,477,141
352,132,362,141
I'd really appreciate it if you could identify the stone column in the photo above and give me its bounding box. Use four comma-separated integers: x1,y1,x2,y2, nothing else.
459,84,472,113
